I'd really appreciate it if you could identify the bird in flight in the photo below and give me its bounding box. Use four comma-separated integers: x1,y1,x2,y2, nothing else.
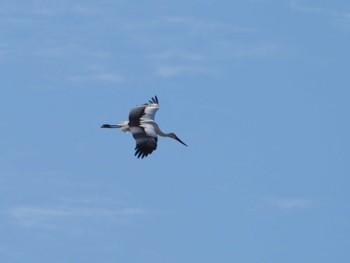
101,96,187,158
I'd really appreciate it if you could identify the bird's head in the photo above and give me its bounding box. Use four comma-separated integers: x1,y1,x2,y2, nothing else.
169,133,188,147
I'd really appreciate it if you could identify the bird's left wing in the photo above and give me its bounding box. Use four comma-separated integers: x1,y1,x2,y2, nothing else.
130,126,158,158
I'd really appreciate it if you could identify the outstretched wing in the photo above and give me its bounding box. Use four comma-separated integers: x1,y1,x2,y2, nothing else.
142,97,159,122
128,96,159,127
129,96,159,127
128,96,159,158
130,127,158,158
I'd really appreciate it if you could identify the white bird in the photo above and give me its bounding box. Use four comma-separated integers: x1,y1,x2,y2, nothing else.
101,96,187,158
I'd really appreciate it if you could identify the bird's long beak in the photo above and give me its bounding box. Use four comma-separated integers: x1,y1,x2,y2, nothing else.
175,136,188,147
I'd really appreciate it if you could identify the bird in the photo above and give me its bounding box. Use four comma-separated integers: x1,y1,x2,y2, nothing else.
101,95,187,158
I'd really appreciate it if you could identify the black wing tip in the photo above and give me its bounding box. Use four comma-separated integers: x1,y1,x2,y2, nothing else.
135,149,150,159
134,145,155,159
148,95,159,105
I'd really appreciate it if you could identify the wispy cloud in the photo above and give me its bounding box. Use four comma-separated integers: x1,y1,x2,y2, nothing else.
266,197,313,211
156,65,215,77
8,205,147,228
149,50,205,62
290,1,330,14
123,15,262,77
92,73,124,82
0,2,103,17
70,72,124,84
124,16,254,34
149,49,212,77
228,42,293,59
149,41,292,77
290,1,350,29
164,16,255,34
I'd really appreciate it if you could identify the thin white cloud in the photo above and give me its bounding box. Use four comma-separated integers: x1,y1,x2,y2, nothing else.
290,1,330,14
156,65,215,77
209,40,295,60
0,42,11,57
70,72,124,84
267,197,313,211
93,73,124,82
290,1,350,29
151,42,291,77
164,16,255,34
2,2,102,17
9,205,146,228
150,16,294,74
149,49,212,77
230,42,292,58
149,50,205,62
141,15,289,77
124,16,253,34
120,208,146,216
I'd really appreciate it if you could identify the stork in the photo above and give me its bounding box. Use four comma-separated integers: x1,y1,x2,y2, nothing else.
101,96,187,158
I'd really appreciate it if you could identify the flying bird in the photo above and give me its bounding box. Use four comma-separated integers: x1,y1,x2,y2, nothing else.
101,96,187,158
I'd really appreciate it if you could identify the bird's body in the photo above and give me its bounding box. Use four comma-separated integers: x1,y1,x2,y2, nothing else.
101,96,187,158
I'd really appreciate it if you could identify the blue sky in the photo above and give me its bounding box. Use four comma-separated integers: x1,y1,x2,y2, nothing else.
1,0,349,262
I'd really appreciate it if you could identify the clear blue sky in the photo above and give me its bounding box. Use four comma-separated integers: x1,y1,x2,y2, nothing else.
1,0,349,262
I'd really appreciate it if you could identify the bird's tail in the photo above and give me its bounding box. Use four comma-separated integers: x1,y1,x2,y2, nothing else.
101,120,129,133
117,120,129,132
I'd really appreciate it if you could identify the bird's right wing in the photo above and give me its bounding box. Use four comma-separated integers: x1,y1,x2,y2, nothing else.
141,104,159,122
129,96,159,125
141,95,159,121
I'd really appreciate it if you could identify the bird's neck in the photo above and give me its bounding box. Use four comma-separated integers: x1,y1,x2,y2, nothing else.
154,123,172,137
